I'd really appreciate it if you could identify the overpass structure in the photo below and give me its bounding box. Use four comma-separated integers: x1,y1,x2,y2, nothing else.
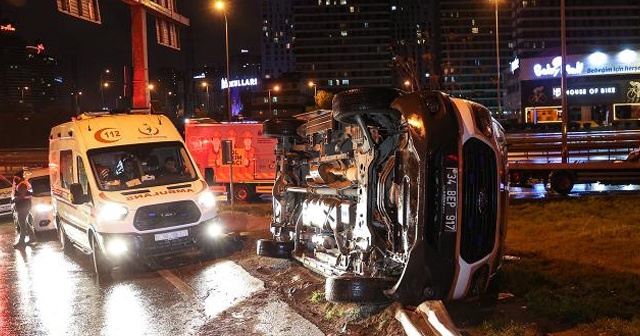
56,0,189,109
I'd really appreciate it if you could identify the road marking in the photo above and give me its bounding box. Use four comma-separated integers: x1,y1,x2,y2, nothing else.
157,269,201,303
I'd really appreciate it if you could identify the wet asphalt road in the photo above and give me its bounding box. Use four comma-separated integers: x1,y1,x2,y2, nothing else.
0,215,323,336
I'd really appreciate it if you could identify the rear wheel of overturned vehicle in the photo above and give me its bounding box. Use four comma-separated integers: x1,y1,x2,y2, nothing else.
91,235,113,280
262,118,305,138
550,170,574,195
325,275,395,303
57,220,73,254
332,88,402,125
256,239,293,258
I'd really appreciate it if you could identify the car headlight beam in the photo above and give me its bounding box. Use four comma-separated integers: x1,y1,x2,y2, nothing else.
98,202,129,222
106,237,128,256
198,191,216,209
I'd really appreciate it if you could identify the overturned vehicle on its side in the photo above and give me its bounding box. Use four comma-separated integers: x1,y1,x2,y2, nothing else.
257,88,509,305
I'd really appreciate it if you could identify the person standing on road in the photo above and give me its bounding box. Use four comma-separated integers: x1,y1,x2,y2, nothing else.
12,179,34,249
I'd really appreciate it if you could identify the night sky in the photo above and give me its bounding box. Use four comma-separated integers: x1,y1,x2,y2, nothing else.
1,0,261,99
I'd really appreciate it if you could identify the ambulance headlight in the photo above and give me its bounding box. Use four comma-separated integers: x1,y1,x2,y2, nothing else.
106,237,129,256
207,222,224,238
98,203,129,222
34,203,53,213
198,191,216,209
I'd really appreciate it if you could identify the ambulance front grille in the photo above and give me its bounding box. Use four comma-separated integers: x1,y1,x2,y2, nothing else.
134,201,201,231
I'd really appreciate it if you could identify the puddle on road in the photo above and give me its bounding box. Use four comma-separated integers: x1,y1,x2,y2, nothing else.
200,260,265,318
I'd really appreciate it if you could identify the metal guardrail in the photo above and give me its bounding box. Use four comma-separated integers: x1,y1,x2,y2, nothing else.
506,131,640,163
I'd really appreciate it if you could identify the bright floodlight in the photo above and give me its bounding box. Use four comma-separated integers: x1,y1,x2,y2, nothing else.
618,49,637,64
214,1,225,11
588,51,608,66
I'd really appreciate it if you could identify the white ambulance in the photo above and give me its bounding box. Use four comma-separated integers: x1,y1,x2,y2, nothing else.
49,111,220,278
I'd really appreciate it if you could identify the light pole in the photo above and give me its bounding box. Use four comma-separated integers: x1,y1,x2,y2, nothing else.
308,81,317,106
268,85,280,117
100,69,110,109
215,1,231,121
19,86,29,103
494,0,502,116
201,82,209,112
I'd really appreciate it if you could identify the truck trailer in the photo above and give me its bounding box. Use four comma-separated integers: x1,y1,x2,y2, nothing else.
184,119,277,201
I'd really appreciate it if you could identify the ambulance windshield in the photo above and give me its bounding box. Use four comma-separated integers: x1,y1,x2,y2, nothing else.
88,141,198,191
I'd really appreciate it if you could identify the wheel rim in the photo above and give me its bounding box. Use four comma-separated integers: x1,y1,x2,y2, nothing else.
235,188,248,201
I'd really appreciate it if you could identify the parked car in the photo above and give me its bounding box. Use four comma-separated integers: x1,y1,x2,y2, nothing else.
12,168,55,236
0,174,12,217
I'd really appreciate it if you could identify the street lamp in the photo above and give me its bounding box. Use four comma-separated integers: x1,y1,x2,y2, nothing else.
493,0,502,116
403,80,413,92
100,69,110,109
308,81,317,107
201,81,210,112
19,86,29,103
268,85,280,117
148,83,155,102
215,1,231,121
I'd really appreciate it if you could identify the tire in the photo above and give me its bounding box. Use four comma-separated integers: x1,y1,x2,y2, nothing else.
58,219,73,254
550,170,574,195
325,275,395,303
263,118,305,138
91,235,113,280
233,185,255,202
256,239,293,258
332,88,402,125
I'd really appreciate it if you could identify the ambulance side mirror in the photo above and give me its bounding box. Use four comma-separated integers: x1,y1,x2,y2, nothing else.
69,183,89,204
204,167,214,185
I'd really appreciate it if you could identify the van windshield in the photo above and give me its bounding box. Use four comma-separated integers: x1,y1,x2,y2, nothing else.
88,141,198,191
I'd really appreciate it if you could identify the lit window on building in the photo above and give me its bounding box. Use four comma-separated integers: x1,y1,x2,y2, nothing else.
391,5,397,11
472,27,479,34
364,22,369,28
342,79,350,85
350,6,355,12
341,31,348,36
328,80,334,86
340,0,347,4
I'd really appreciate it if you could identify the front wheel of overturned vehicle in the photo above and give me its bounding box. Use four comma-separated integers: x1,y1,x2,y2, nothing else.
332,87,402,125
256,239,293,258
325,275,395,303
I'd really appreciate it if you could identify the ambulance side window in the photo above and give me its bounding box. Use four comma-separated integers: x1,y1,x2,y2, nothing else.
60,150,73,189
77,157,90,197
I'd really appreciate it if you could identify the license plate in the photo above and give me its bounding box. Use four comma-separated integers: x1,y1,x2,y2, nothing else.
154,229,188,241
443,167,458,232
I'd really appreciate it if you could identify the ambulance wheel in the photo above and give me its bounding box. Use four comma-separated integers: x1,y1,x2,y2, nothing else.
233,185,255,202
256,239,293,258
550,170,574,195
325,275,394,303
91,235,113,280
263,118,304,138
333,88,402,125
58,219,73,254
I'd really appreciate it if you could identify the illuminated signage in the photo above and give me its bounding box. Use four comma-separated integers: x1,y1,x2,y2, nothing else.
221,78,258,89
552,86,617,98
533,57,584,78
193,72,206,79
520,50,640,80
0,24,16,32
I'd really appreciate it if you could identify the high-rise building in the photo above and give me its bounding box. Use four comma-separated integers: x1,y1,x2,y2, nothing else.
293,0,393,90
262,0,295,79
512,0,640,58
437,0,510,113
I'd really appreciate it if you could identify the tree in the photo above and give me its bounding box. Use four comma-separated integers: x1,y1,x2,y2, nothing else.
316,90,334,110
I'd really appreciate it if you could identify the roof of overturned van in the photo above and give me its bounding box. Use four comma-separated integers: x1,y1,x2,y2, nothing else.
50,112,182,148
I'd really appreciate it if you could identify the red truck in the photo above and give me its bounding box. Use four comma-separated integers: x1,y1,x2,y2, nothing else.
184,119,277,201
